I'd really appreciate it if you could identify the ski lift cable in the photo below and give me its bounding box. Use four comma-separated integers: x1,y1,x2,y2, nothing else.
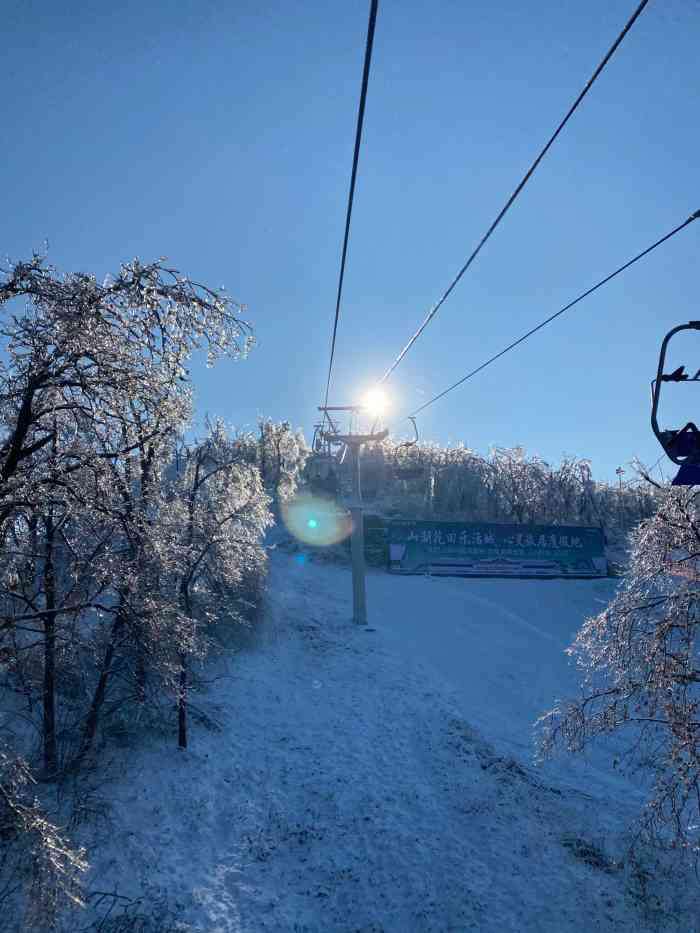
398,210,699,421
322,0,379,411
378,0,650,386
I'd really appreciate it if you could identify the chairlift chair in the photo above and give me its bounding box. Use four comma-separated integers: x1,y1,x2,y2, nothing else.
307,421,347,498
651,321,700,485
310,420,346,465
393,416,426,481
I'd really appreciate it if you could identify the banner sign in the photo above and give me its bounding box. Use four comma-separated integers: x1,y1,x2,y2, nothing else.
387,520,607,578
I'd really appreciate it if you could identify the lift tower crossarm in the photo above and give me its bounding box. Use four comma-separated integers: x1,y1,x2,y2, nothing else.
331,431,389,447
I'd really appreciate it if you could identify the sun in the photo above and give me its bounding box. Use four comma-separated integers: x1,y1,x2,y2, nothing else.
361,387,390,417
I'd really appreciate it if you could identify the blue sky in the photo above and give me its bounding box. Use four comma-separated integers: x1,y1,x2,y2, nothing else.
2,0,698,482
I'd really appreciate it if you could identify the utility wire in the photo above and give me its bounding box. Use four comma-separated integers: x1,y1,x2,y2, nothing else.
323,0,379,412
379,0,650,385
404,209,699,419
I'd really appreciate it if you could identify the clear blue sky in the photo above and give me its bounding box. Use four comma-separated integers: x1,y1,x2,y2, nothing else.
2,0,698,483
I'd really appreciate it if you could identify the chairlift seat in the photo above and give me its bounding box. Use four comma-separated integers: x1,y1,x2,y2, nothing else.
672,462,700,486
665,422,700,460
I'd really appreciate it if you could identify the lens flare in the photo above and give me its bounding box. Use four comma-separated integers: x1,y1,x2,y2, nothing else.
281,493,352,547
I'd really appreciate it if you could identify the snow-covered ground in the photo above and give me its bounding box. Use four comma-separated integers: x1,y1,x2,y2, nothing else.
73,552,700,932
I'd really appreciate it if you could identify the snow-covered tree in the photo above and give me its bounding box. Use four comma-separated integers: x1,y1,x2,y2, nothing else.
257,418,308,502
0,255,251,535
0,256,266,927
158,422,273,748
345,440,657,534
537,485,700,852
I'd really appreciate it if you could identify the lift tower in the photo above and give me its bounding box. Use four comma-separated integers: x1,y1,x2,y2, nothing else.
318,406,388,625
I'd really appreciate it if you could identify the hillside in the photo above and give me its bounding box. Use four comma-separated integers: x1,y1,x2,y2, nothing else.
69,551,700,932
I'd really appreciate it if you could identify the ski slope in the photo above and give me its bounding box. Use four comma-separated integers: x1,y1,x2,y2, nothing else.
75,552,700,933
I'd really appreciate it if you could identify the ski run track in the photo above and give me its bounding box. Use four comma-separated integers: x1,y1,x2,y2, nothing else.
75,551,700,933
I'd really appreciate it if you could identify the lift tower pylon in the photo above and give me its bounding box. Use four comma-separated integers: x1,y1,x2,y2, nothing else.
319,406,388,625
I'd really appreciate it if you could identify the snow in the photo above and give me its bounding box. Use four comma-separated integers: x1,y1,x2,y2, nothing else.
73,552,700,932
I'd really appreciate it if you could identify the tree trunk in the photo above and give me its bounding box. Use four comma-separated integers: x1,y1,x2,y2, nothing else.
74,609,125,767
259,423,267,486
135,649,147,703
178,579,191,749
42,511,57,778
276,432,282,490
178,650,187,749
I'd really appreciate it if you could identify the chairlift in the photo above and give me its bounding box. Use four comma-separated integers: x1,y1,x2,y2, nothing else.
393,416,426,481
651,321,700,485
308,420,346,498
310,419,346,465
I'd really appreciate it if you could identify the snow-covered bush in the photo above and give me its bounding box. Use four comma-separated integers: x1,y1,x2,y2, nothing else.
0,742,86,931
537,485,700,853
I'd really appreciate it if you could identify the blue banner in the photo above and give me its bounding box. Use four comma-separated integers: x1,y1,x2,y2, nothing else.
387,521,607,577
